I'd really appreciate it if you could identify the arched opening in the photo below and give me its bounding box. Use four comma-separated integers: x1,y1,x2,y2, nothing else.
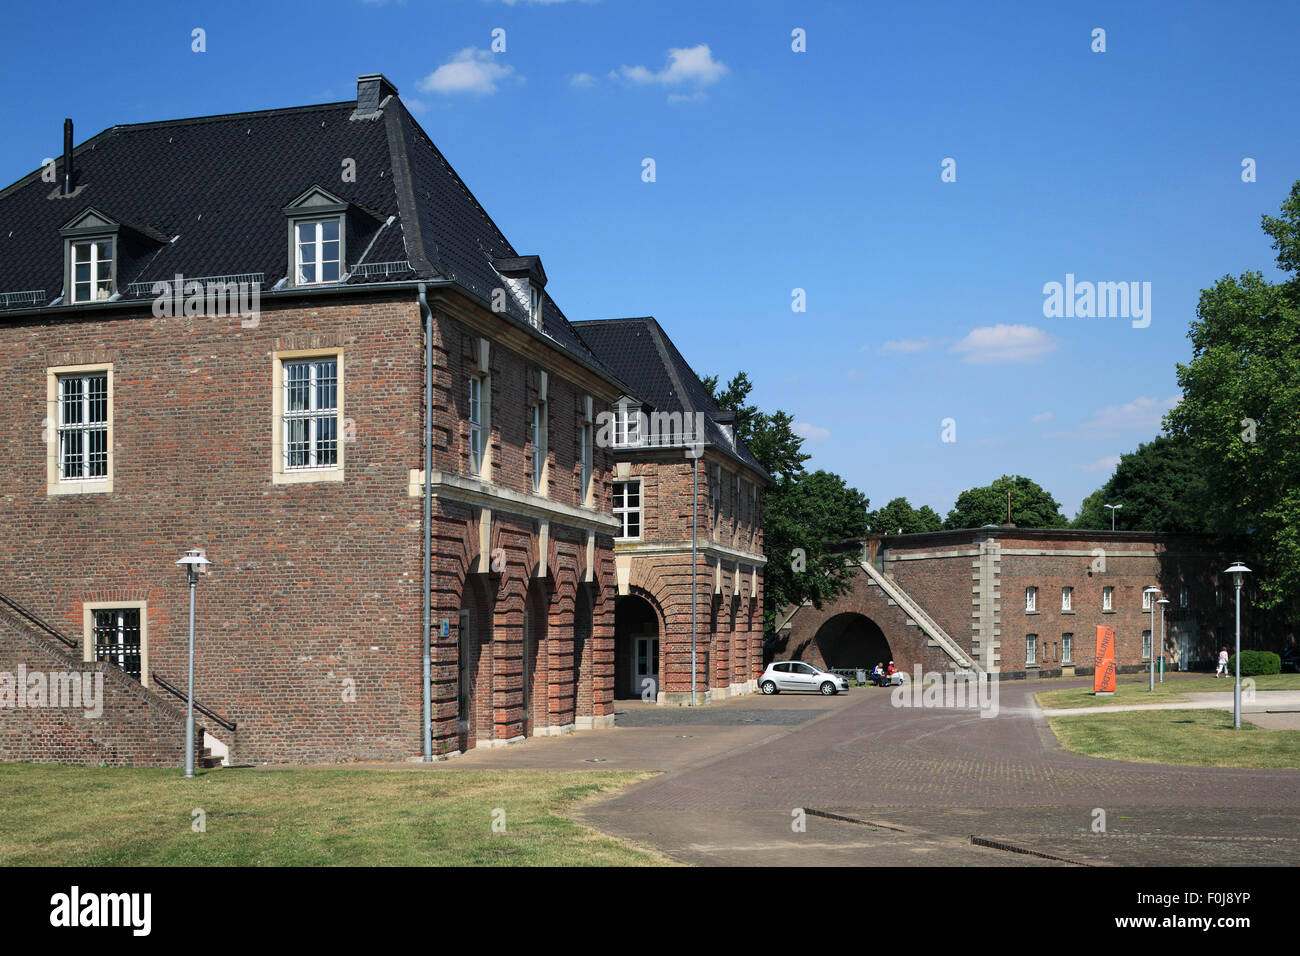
573,584,593,719
614,594,659,700
810,612,892,671
523,580,549,736
457,576,493,752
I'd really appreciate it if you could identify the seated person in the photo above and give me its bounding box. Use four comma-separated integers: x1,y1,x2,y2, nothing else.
870,662,887,686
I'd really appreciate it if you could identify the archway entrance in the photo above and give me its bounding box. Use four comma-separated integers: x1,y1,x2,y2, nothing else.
456,577,493,752
811,613,892,671
614,594,659,700
574,584,593,719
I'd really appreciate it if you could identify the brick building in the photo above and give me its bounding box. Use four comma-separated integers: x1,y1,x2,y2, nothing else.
575,318,767,705
0,75,766,766
776,527,1278,679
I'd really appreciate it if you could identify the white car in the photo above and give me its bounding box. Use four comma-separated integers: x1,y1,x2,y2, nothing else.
759,661,849,696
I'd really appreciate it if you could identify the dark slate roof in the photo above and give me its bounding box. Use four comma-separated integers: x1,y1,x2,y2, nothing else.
0,78,606,373
573,317,767,479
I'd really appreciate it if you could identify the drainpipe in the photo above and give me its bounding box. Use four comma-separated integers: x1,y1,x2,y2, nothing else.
419,284,433,761
691,457,698,706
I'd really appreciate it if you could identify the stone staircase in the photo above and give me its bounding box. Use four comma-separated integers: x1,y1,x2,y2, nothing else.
859,560,977,670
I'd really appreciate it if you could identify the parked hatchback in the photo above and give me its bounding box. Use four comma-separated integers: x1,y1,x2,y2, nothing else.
759,661,849,696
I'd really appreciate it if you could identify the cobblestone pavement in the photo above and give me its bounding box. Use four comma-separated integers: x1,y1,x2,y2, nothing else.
574,680,1300,866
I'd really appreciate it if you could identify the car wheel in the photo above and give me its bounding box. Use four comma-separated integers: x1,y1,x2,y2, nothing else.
820,681,837,696
760,680,778,695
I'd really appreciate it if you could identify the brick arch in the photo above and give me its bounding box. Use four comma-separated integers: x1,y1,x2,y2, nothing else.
777,572,940,675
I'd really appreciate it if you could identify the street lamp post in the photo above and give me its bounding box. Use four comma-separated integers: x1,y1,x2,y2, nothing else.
1157,597,1170,683
1143,587,1160,692
1225,562,1251,730
176,548,211,778
1104,503,1122,531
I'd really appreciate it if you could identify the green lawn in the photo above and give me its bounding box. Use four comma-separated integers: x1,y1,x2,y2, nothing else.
1048,709,1300,769
0,764,667,866
1036,672,1300,710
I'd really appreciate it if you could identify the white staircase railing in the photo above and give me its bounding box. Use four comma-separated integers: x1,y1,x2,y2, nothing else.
859,560,976,670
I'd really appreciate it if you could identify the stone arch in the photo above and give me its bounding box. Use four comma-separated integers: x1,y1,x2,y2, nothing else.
810,612,892,671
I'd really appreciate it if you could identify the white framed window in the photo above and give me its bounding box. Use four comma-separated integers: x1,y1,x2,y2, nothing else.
1025,586,1037,612
283,358,339,470
613,401,641,447
272,349,344,484
1142,630,1152,660
529,285,541,328
1026,634,1037,666
1061,587,1072,611
46,364,113,495
468,374,485,476
57,371,109,482
613,480,641,540
1142,589,1155,611
294,218,342,285
531,397,548,493
1062,633,1073,664
580,419,592,505
1103,586,1114,611
70,238,115,303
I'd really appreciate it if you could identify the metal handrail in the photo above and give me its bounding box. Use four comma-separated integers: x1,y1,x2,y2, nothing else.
0,589,236,733
150,672,237,732
0,592,77,648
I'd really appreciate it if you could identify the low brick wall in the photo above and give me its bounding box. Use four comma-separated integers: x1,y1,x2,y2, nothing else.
0,621,203,767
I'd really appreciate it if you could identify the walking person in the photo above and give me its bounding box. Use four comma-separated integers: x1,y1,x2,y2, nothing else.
1216,646,1230,678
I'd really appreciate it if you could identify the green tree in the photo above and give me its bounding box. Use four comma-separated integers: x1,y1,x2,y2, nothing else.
704,372,867,635
867,496,943,535
1164,182,1300,608
1071,435,1210,532
943,475,1068,530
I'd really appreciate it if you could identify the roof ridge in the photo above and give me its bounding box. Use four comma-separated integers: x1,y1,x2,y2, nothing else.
108,101,353,133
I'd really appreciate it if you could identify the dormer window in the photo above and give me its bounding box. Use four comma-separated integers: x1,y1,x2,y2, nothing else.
71,238,114,303
529,285,541,328
295,218,341,285
613,400,642,447
283,186,367,288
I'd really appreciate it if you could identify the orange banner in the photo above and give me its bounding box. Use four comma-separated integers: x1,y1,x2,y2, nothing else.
1094,624,1116,695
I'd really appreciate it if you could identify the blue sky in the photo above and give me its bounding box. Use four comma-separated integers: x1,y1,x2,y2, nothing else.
3,0,1298,517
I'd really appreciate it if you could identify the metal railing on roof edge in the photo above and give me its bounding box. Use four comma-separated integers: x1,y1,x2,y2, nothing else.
125,273,266,296
0,290,46,307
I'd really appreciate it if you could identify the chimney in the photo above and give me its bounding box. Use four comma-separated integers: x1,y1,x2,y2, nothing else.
356,74,399,114
62,118,74,195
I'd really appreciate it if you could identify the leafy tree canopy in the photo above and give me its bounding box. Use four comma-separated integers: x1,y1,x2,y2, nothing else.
1071,434,1209,533
943,475,1068,530
868,496,943,535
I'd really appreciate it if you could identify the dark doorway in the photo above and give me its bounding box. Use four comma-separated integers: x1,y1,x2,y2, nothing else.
811,613,891,670
614,594,659,699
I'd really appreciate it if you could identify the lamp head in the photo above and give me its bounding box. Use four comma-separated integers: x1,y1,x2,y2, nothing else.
1224,561,1251,578
176,549,211,573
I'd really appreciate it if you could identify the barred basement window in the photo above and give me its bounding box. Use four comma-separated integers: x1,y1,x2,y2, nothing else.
1062,633,1073,664
1142,630,1152,660
58,371,109,481
283,358,339,469
93,608,142,681
613,480,641,540
1026,634,1037,666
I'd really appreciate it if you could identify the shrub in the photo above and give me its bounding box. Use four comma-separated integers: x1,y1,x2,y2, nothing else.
1228,650,1281,676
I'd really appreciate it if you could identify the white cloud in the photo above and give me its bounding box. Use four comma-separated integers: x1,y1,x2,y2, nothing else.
1031,411,1053,423
879,338,930,355
1082,455,1122,473
1064,395,1182,440
569,72,597,88
417,48,519,95
616,44,728,88
794,422,830,441
948,324,1056,364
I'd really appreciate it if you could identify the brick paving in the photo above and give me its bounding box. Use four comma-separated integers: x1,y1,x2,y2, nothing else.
572,680,1300,866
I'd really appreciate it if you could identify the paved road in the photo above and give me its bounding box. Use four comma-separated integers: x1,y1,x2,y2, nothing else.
571,680,1300,866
